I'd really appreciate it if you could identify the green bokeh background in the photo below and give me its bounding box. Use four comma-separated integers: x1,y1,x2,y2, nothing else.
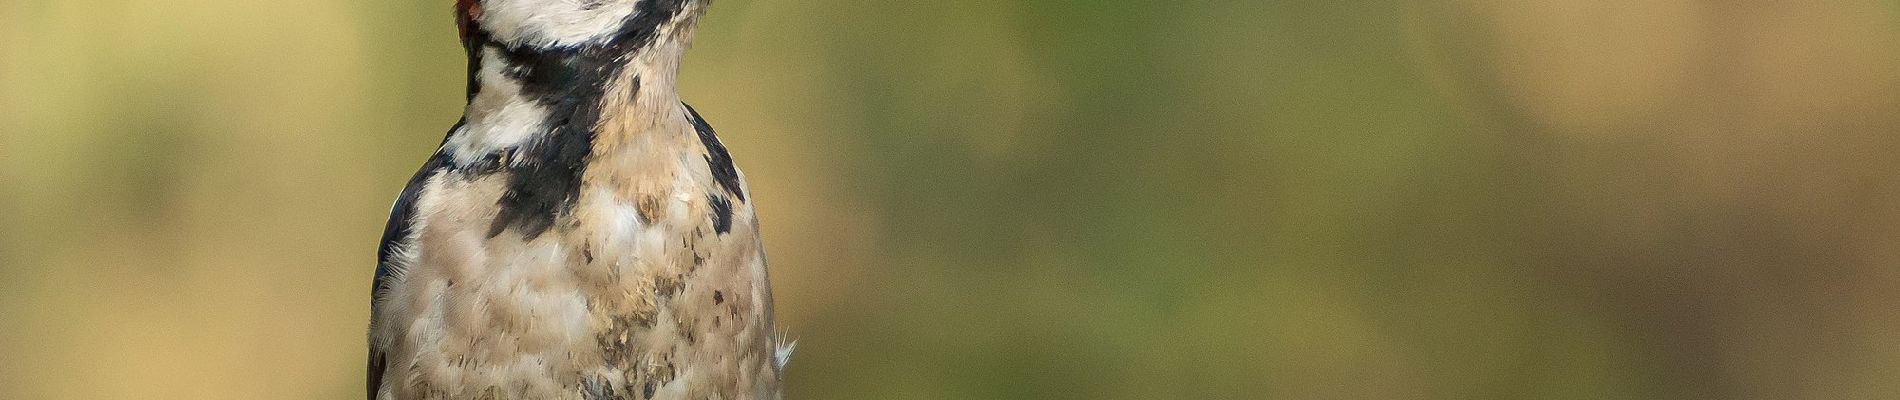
5,1,1900,399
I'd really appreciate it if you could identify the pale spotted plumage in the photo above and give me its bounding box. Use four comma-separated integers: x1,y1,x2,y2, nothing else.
369,1,787,399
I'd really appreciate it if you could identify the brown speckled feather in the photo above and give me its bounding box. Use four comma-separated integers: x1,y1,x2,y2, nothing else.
369,1,786,399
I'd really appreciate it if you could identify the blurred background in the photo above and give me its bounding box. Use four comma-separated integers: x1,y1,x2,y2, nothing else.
4,0,1900,399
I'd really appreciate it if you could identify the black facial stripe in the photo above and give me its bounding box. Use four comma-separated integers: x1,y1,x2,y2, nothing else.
607,0,690,54
464,0,696,239
462,27,488,101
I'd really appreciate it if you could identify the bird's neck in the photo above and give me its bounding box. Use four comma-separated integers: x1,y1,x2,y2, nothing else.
442,38,703,238
444,0,709,167
446,40,691,168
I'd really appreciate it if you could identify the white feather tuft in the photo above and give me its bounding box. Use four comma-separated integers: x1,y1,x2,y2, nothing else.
773,331,797,370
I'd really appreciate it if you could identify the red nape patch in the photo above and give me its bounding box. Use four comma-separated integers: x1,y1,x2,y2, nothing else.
454,0,483,40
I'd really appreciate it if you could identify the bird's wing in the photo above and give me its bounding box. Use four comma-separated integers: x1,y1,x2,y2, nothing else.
368,122,457,400
373,152,444,296
684,103,745,201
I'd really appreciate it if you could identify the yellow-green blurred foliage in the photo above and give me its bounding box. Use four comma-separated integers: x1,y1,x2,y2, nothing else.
4,1,1900,399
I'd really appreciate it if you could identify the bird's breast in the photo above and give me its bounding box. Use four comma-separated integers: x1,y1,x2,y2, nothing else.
375,147,778,399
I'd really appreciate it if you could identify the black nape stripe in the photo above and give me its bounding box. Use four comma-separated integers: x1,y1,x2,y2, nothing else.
474,0,692,239
484,41,603,239
685,104,745,201
462,27,488,101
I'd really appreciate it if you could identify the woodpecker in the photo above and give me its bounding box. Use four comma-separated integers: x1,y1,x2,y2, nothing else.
368,1,788,399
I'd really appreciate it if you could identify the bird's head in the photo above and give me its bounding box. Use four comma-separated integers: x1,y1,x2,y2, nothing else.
455,0,709,53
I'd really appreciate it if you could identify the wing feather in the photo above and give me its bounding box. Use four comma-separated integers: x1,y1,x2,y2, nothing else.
368,121,458,399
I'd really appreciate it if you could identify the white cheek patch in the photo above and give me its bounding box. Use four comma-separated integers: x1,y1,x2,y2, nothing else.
481,0,644,48
444,47,550,165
